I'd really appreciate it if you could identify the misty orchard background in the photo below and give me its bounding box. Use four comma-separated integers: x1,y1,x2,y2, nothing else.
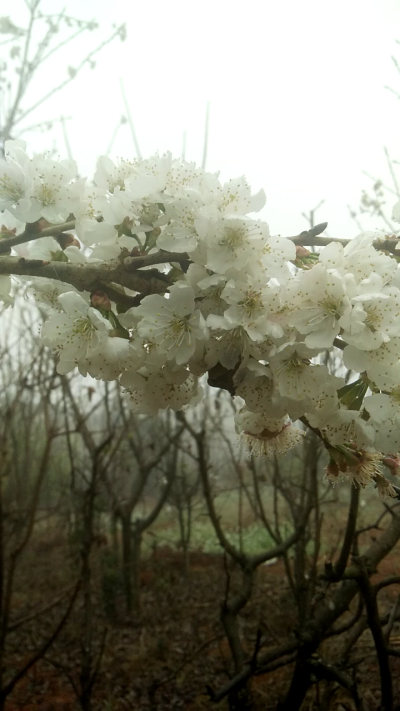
2,0,400,238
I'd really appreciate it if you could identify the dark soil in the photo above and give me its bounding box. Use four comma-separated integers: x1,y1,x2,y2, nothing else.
3,533,400,710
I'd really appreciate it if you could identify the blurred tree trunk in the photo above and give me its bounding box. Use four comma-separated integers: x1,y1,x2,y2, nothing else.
131,528,142,613
121,514,133,615
110,510,119,562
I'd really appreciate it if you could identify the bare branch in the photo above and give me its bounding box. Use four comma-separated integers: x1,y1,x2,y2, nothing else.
384,146,400,197
15,25,126,128
201,101,210,170
0,255,171,297
119,77,141,159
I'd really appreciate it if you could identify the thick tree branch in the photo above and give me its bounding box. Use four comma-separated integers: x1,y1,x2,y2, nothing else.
0,256,170,296
327,485,360,581
209,640,300,703
0,221,76,254
291,229,400,254
354,557,393,711
0,578,80,703
123,250,190,270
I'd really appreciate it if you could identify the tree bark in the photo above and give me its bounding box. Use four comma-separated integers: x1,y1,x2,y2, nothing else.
279,510,400,711
131,529,142,613
121,516,132,615
110,510,119,563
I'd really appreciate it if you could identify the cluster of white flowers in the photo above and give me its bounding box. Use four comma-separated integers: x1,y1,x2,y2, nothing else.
2,139,400,492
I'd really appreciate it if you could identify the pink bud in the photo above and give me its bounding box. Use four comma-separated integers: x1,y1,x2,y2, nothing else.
326,460,341,478
1,225,16,236
295,245,311,258
383,455,400,476
57,233,80,250
91,291,111,311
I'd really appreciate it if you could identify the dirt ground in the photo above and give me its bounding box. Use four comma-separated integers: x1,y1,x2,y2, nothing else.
3,526,400,711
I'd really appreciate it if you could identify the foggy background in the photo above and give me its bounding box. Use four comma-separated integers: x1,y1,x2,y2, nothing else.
2,5,400,710
4,0,400,239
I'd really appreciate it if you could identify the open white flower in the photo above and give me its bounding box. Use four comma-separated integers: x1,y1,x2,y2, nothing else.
343,341,400,390
325,448,385,491
0,209,25,236
235,408,304,457
185,265,227,317
287,264,350,348
320,233,397,286
364,390,400,452
124,153,171,198
254,234,296,283
121,366,202,415
157,192,213,253
219,278,285,341
42,292,112,374
15,236,63,261
27,279,80,315
10,153,84,224
205,318,263,369
84,337,134,381
217,177,266,215
234,361,276,412
0,159,28,212
321,408,375,448
205,216,268,274
94,155,136,191
0,141,31,214
341,287,400,351
135,284,207,365
269,344,343,402
31,156,84,223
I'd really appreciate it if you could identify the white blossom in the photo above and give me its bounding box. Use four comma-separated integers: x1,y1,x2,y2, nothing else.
235,408,304,457
121,366,202,415
3,140,400,470
364,391,400,452
0,158,28,212
204,216,268,274
135,284,208,365
340,287,400,351
286,264,350,348
320,233,398,286
85,337,134,380
321,408,375,449
42,292,112,374
269,344,344,402
343,339,400,390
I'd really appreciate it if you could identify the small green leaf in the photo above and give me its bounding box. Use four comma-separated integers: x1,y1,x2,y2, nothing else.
337,378,369,411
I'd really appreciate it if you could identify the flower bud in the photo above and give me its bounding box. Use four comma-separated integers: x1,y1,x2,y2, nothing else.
118,216,134,237
325,459,341,480
130,247,142,257
292,248,319,270
375,474,397,499
37,218,50,231
1,225,16,236
382,455,400,477
26,219,49,233
295,245,311,258
91,291,111,311
56,233,80,250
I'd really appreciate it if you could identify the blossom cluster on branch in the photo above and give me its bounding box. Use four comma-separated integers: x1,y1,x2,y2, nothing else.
1,139,400,494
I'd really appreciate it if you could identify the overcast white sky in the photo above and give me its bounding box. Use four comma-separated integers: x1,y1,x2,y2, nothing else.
6,0,400,239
